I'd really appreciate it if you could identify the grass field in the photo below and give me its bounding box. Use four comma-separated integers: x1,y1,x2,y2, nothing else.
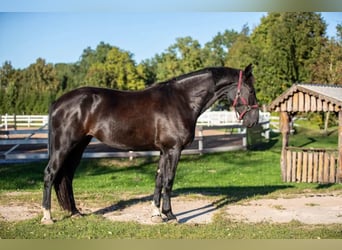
0,123,341,239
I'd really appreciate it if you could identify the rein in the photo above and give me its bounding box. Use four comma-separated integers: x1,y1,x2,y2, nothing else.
232,71,259,120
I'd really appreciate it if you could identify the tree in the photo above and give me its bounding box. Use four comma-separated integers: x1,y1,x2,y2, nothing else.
248,12,327,104
336,23,342,43
225,25,254,69
84,47,145,90
0,62,23,113
154,37,204,81
203,29,239,67
310,38,342,84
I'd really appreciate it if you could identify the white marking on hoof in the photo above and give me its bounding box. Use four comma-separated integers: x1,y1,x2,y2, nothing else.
41,217,54,225
150,201,163,223
41,208,54,224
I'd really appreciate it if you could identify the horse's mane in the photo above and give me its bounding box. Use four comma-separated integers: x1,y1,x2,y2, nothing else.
149,67,236,88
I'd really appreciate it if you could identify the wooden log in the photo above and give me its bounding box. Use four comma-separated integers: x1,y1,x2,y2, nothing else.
296,151,303,182
280,112,290,182
317,99,323,111
291,151,297,182
323,101,328,112
298,92,304,112
329,103,335,112
307,152,313,183
286,150,292,182
318,151,324,183
310,96,316,111
323,152,330,183
281,102,287,112
293,92,299,112
302,151,308,182
313,152,319,182
338,111,342,183
329,154,336,183
305,94,311,112
287,96,293,112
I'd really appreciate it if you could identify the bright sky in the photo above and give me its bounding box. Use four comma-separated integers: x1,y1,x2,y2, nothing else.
0,12,341,69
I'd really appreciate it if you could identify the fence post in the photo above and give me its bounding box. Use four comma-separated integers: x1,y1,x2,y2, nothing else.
242,127,247,148
129,151,135,161
13,113,17,130
280,112,290,182
265,121,270,140
5,113,8,130
198,126,203,155
338,110,342,183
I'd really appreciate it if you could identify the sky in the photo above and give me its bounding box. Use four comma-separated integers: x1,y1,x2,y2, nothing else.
0,12,341,69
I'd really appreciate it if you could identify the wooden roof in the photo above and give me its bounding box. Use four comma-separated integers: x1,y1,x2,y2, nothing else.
268,83,342,112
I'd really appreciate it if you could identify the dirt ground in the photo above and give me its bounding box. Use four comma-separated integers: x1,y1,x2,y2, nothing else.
1,191,341,225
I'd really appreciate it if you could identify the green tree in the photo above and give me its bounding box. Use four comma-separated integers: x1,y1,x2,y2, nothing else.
310,37,342,84
225,25,254,69
203,29,239,67
154,37,204,81
85,47,145,90
0,62,23,114
336,23,342,43
248,12,327,104
14,58,59,113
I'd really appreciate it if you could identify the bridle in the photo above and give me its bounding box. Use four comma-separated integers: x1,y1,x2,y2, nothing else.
232,70,259,120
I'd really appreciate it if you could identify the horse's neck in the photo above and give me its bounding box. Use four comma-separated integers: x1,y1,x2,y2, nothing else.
176,73,216,117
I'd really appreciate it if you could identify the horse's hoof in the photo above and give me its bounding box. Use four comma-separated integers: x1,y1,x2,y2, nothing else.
71,212,83,219
41,218,54,225
166,217,178,224
151,215,164,223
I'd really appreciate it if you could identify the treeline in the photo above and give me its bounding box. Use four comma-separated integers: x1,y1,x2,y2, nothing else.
0,12,341,114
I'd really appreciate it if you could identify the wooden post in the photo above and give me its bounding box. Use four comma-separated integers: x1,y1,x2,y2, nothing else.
280,112,290,182
338,111,342,183
198,126,203,155
13,113,17,130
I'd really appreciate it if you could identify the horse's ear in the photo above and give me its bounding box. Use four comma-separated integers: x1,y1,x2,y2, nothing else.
244,64,253,78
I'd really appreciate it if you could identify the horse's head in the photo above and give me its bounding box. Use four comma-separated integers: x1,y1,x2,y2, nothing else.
228,64,259,127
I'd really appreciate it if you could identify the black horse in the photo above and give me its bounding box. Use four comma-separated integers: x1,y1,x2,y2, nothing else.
41,64,259,224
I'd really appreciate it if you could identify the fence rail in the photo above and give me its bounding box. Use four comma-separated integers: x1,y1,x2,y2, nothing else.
0,114,48,129
284,147,339,183
1,112,270,163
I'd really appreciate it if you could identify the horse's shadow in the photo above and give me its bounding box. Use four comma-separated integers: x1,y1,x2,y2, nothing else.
92,185,291,223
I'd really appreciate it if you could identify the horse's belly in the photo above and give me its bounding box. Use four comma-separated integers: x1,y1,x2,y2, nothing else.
93,125,158,151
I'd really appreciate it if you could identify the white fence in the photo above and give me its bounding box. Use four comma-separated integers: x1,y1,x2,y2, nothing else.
0,114,48,129
0,112,271,163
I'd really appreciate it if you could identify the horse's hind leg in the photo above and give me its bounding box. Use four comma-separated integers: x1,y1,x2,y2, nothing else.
41,159,56,224
53,136,92,216
41,135,91,224
151,152,166,222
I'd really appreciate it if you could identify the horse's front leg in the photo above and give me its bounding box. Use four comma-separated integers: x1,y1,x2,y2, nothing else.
161,148,181,222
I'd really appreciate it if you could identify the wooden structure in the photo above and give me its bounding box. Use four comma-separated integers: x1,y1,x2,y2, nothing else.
268,84,342,183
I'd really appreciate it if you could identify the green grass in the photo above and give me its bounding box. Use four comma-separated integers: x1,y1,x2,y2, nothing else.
1,215,341,239
0,126,341,239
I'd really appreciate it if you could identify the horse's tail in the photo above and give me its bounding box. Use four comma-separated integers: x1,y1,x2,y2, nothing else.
54,164,77,212
47,103,53,159
54,142,88,212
